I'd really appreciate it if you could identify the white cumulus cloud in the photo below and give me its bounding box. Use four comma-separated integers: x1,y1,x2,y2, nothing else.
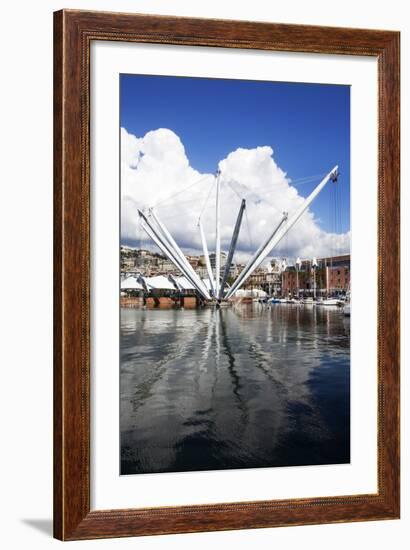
121,127,350,263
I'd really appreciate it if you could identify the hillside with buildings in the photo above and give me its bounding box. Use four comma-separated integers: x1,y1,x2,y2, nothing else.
121,246,350,299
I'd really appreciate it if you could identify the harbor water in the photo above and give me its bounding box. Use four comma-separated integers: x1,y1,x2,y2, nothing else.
120,304,350,475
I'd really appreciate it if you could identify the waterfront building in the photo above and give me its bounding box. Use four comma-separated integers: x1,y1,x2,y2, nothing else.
186,255,200,270
244,266,282,296
209,251,227,269
281,254,350,297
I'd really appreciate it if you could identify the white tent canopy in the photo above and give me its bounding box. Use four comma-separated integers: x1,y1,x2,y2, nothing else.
233,288,267,298
121,276,144,290
144,275,176,291
173,276,196,291
121,275,201,292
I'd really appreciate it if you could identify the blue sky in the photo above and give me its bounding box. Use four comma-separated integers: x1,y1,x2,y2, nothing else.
120,74,350,234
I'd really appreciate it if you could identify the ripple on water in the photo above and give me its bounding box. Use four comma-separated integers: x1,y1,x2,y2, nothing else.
120,305,350,475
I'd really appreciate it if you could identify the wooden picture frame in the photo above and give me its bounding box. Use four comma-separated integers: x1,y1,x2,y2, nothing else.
54,9,400,540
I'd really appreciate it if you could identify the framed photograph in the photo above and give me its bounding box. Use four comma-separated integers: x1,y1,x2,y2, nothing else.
54,9,400,540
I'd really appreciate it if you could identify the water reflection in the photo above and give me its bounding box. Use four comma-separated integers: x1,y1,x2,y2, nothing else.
121,305,350,474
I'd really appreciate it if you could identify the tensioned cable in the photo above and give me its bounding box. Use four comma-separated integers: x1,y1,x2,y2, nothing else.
153,194,215,212
226,180,242,200
224,180,254,249
149,173,214,209
224,173,326,216
144,178,216,225
226,178,277,210
288,172,327,186
198,177,217,220
244,207,253,249
151,171,324,216
234,173,327,199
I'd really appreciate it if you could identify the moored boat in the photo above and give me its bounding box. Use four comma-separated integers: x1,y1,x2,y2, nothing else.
319,298,343,306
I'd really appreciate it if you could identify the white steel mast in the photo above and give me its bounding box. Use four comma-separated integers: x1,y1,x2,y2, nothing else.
138,217,197,292
198,218,216,296
148,208,210,298
225,166,338,299
215,170,221,297
137,209,211,300
219,198,246,299
225,213,288,299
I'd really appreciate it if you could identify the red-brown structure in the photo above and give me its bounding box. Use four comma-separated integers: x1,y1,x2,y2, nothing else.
281,254,350,297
